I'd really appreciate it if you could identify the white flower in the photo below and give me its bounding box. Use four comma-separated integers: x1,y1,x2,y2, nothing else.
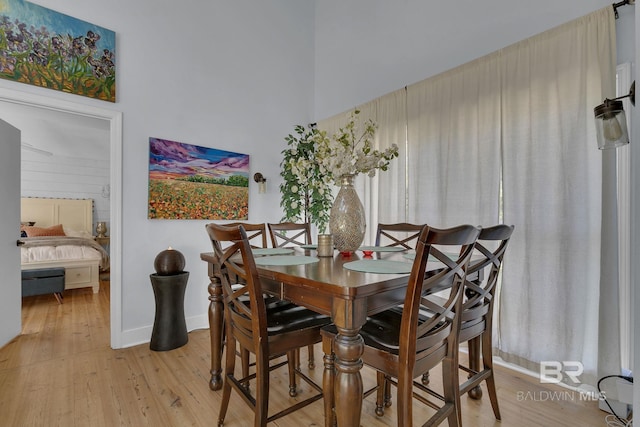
290,201,298,209
291,185,298,193
316,109,398,182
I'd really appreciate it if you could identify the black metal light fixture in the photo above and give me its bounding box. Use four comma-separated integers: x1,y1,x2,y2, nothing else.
594,81,635,150
613,0,635,19
253,172,267,193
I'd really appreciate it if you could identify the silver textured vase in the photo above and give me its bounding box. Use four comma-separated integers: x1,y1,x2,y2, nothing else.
329,174,366,253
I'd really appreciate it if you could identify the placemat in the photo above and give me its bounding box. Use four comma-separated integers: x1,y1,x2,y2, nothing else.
343,259,412,274
403,251,482,262
403,253,441,262
358,245,405,252
300,244,317,250
254,255,319,266
252,248,294,256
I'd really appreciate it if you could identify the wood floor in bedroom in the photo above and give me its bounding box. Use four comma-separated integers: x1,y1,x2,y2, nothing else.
0,279,610,426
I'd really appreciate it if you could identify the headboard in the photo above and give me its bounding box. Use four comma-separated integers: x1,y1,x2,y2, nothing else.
21,197,94,234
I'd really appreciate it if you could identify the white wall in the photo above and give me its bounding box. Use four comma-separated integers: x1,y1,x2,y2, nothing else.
0,0,632,350
314,0,626,118
633,0,640,416
0,0,315,346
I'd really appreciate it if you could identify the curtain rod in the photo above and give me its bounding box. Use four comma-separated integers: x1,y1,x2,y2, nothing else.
613,0,635,19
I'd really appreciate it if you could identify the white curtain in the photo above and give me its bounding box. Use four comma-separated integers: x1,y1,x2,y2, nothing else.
316,5,619,390
498,6,618,388
405,54,502,227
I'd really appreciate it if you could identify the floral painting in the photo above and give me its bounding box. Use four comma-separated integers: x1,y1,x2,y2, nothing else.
148,137,250,220
0,0,116,102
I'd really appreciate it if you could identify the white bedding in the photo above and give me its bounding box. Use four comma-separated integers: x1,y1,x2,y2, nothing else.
20,236,110,270
21,244,102,263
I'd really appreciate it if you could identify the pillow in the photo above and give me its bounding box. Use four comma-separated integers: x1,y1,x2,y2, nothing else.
20,222,35,238
23,224,66,237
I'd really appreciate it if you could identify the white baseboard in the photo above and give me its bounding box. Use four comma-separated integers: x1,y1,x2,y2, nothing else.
119,313,209,349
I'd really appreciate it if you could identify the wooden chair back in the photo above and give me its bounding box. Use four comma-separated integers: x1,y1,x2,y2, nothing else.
403,225,480,375
225,222,267,248
206,223,267,353
460,224,515,339
375,222,424,249
267,222,312,247
207,222,328,426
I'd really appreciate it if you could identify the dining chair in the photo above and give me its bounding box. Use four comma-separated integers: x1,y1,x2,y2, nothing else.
402,224,514,422
267,221,317,369
216,222,268,379
225,222,268,248
375,222,425,249
321,224,480,427
207,223,331,427
454,224,514,419
267,222,312,248
207,222,304,398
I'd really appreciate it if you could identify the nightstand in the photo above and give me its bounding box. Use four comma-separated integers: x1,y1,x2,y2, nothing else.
94,236,110,251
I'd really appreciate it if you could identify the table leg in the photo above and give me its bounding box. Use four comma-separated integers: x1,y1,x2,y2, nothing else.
333,326,364,427
208,276,224,391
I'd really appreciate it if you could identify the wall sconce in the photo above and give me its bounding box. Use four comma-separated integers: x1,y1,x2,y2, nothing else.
253,172,267,194
101,184,111,199
594,81,635,149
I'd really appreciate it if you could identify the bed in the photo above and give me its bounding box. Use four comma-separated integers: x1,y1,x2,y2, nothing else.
20,197,109,293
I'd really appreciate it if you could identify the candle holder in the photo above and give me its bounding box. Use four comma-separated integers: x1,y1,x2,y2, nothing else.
95,221,107,238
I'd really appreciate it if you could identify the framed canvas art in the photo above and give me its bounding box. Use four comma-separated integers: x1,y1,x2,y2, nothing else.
148,137,250,220
0,0,116,102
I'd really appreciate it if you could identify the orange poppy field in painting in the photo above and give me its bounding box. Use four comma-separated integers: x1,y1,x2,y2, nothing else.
148,138,249,220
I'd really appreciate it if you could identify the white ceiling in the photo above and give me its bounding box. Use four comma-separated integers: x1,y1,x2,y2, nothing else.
0,101,110,159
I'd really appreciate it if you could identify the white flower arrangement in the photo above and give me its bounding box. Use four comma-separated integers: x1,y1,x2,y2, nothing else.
279,112,398,233
315,109,399,180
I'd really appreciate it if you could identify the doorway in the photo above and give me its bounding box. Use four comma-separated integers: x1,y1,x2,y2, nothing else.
0,87,123,348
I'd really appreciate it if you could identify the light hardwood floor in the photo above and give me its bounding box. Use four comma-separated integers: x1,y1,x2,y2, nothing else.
0,280,608,426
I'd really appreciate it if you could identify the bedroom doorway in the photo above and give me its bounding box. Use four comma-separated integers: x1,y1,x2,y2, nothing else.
0,87,123,349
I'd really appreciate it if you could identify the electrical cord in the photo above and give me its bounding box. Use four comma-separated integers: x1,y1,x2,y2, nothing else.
598,374,633,426
604,414,632,427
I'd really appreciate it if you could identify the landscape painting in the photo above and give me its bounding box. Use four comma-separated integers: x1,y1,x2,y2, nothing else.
0,0,116,102
148,138,250,220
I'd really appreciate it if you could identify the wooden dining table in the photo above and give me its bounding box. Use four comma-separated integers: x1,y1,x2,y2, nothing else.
201,246,486,426
201,246,418,427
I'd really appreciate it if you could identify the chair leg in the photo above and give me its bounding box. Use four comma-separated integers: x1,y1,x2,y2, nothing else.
442,355,461,427
254,350,270,427
384,375,392,408
395,371,413,426
481,331,501,420
322,336,336,427
217,335,236,427
421,371,430,385
241,348,251,390
288,350,298,397
467,336,483,399
375,371,386,416
308,344,315,368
